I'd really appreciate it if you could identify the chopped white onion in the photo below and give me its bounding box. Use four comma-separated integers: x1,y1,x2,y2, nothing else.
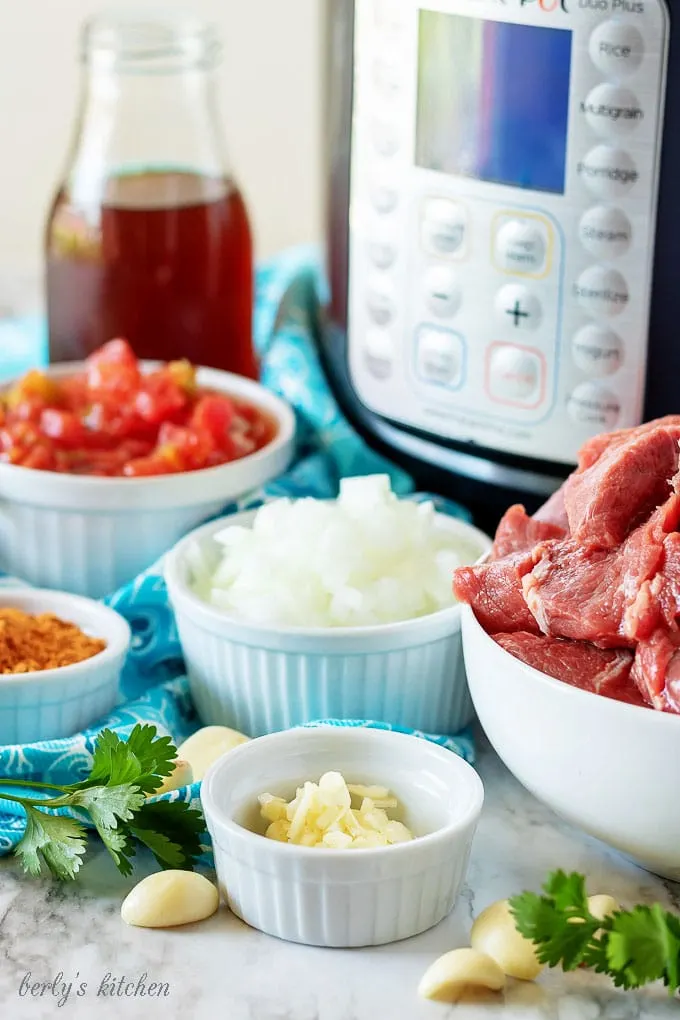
188,475,482,628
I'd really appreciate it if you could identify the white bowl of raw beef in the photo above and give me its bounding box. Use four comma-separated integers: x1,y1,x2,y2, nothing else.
462,607,680,881
457,415,680,881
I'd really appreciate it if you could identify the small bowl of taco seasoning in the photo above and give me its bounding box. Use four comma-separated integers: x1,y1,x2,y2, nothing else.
0,589,130,745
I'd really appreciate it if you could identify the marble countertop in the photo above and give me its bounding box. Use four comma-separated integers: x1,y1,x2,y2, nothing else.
0,739,678,1020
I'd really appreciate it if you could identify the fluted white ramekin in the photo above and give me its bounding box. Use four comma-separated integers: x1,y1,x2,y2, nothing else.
0,363,295,598
201,725,484,947
0,588,130,745
165,510,492,736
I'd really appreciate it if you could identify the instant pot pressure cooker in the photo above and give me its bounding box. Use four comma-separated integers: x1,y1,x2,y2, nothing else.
320,0,678,526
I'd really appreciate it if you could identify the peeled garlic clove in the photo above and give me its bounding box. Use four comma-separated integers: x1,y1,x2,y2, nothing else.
150,759,194,797
471,899,543,981
418,948,505,1003
588,894,620,921
121,871,219,928
177,726,250,781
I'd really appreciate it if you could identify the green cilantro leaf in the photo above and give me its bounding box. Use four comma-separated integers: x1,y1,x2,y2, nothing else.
510,871,680,996
542,869,589,916
15,806,87,880
75,728,143,788
98,825,137,877
509,889,600,970
53,784,146,829
119,724,178,793
72,725,177,795
67,784,145,876
607,905,680,992
129,800,205,871
7,725,202,883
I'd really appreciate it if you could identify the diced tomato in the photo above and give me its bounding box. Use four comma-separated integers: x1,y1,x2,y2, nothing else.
123,446,184,476
19,445,58,471
82,401,154,445
39,409,89,449
189,394,235,449
1,342,274,477
157,422,214,471
86,338,141,397
134,371,188,424
0,422,57,470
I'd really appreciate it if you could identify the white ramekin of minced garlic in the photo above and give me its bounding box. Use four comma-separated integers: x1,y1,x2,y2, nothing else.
200,725,484,948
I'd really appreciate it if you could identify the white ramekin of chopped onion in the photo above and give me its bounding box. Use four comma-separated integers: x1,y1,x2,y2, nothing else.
164,476,493,736
200,725,484,947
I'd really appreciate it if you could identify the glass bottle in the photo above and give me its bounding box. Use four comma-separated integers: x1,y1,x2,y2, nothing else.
45,12,257,379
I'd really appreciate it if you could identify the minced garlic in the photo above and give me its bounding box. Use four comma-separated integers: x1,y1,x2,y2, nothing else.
258,771,413,849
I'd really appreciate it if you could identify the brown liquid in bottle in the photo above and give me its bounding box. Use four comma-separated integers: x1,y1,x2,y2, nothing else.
46,170,257,378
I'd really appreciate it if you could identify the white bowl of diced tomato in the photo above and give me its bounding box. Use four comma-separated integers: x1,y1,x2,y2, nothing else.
0,340,296,597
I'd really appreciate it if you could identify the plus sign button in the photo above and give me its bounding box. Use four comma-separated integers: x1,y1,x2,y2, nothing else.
495,284,542,331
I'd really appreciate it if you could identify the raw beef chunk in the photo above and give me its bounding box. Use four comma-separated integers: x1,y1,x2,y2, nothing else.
563,426,680,548
491,504,567,560
493,632,638,702
576,416,680,472
624,532,680,641
453,553,538,634
631,629,680,712
522,493,680,648
522,540,631,647
452,417,680,714
533,485,569,531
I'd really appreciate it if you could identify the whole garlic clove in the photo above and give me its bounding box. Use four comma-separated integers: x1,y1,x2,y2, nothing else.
418,948,505,1003
471,899,543,981
121,871,219,928
588,894,620,921
176,726,250,781
150,759,194,797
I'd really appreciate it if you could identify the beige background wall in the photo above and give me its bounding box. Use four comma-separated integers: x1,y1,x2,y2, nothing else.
0,0,325,275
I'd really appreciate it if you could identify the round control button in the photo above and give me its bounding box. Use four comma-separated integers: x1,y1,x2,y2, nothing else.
367,279,396,326
572,325,623,378
421,199,466,257
579,206,632,260
416,326,463,388
488,346,542,403
494,284,542,332
494,220,547,275
578,146,638,199
575,266,629,318
367,235,397,270
372,120,399,158
583,83,643,139
423,265,461,318
365,328,394,379
371,183,399,214
589,21,644,78
568,382,620,429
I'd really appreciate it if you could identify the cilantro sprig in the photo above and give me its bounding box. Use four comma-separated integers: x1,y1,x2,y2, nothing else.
509,870,680,995
0,724,204,880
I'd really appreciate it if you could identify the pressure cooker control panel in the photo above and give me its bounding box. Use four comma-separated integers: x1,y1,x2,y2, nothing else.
347,0,669,464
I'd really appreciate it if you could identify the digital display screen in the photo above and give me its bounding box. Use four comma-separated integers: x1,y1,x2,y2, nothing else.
416,12,573,195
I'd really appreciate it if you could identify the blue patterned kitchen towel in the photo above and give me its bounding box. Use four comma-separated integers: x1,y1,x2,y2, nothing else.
0,246,474,858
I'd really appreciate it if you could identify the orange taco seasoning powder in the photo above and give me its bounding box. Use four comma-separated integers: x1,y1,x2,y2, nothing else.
0,609,106,673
